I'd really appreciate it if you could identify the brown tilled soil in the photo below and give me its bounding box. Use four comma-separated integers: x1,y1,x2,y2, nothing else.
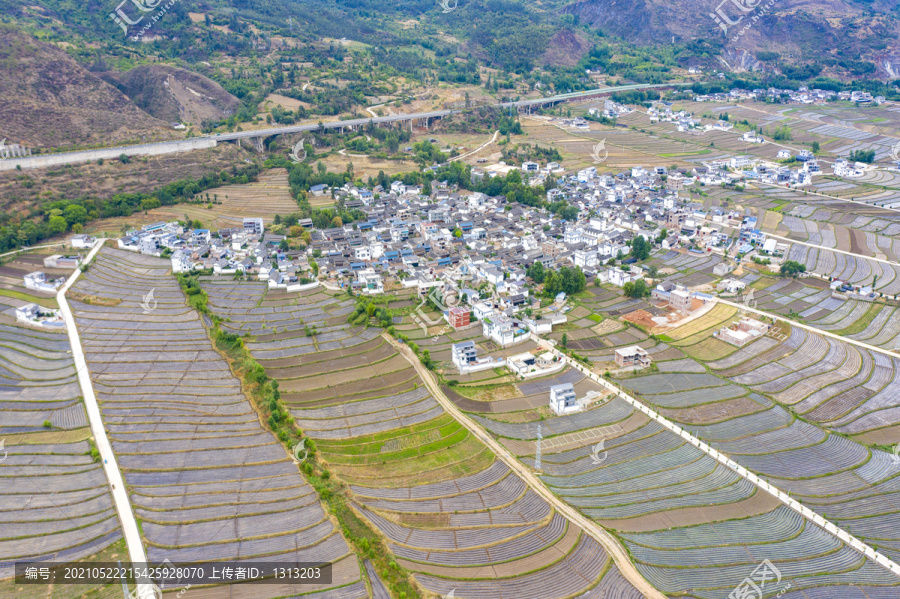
599,490,782,533
656,395,769,425
283,367,418,406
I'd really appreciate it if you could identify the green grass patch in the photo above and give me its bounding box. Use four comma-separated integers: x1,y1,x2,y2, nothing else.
659,149,712,158
324,426,469,466
316,414,453,450
833,303,884,337
587,313,603,323
0,288,59,308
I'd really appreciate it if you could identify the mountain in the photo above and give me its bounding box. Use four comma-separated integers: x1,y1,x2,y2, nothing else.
0,26,172,150
561,0,900,78
101,65,241,127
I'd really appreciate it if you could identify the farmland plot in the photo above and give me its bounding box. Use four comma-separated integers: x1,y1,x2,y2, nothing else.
610,315,900,580
0,318,124,583
200,280,643,598
69,248,366,598
532,410,895,597
712,328,900,434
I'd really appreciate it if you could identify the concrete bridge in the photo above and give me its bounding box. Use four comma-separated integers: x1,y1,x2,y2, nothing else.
0,82,689,171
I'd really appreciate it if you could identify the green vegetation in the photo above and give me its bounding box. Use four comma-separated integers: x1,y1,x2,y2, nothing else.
2,163,260,252
543,266,586,296
779,261,807,277
348,298,395,328
772,125,793,141
622,279,650,298
630,235,650,261
527,261,546,284
849,149,876,163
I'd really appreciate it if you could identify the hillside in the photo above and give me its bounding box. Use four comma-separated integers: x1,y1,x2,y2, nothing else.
561,0,900,77
101,65,241,127
0,27,174,150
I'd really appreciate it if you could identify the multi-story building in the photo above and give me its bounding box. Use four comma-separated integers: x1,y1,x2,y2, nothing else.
448,306,470,329
614,346,651,369
243,218,264,235
549,383,577,415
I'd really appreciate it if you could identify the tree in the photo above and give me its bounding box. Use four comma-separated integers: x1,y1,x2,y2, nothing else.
48,216,67,235
780,261,807,277
772,125,792,141
140,198,160,212
630,235,650,261
526,261,546,284
309,259,319,277
561,333,568,348
622,278,649,298
849,149,876,163
544,266,586,296
811,141,820,154
63,204,89,226
656,228,668,244
288,226,302,237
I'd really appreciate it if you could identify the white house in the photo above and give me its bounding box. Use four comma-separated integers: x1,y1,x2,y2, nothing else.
15,303,64,328
549,383,579,415
24,272,62,292
243,218,264,235
482,314,529,347
69,234,97,249
171,250,192,273
451,341,478,371
357,269,383,294
573,250,599,269
607,267,639,287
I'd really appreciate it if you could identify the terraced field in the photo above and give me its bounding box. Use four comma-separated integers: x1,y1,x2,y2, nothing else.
200,279,645,598
468,382,899,598
784,244,900,296
575,309,900,589
0,314,124,587
536,413,898,597
451,301,899,596
69,248,367,598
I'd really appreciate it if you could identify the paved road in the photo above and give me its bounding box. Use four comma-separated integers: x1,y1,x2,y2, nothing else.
384,333,665,599
716,297,900,360
765,231,899,267
57,242,157,599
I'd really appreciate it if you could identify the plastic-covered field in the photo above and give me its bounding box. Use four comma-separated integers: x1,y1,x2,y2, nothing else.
353,462,643,599
531,412,899,597
712,327,900,435
604,314,900,579
785,244,900,295
199,279,642,598
70,248,365,598
0,317,122,578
